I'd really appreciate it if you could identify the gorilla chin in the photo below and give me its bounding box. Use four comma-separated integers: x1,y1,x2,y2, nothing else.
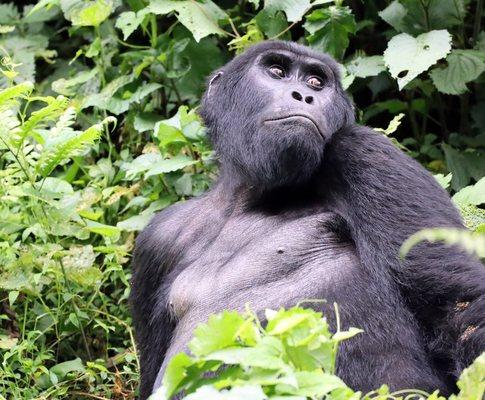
241,117,326,191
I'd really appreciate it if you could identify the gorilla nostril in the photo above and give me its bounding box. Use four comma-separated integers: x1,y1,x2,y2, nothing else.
305,96,313,104
291,91,303,101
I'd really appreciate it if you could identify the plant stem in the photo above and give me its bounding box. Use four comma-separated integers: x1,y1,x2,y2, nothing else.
472,0,484,46
150,14,158,47
59,259,93,360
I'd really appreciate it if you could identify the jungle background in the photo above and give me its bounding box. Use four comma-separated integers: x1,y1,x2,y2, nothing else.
0,0,484,399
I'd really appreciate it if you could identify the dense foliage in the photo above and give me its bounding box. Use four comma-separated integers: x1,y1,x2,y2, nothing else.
151,306,484,400
0,0,483,399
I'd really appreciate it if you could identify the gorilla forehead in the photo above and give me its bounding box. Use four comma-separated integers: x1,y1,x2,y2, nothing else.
219,40,341,77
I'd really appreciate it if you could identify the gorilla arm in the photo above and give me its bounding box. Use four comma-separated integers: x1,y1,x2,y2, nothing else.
130,204,188,399
323,124,485,374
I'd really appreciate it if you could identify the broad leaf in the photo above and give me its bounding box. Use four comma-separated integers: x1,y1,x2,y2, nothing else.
188,311,245,357
453,177,485,206
380,0,470,34
115,8,149,40
346,55,385,78
265,0,309,23
378,0,407,32
430,50,485,95
443,144,485,190
60,0,113,27
304,6,356,60
163,353,194,399
384,30,452,89
145,155,197,178
149,0,227,42
50,358,85,379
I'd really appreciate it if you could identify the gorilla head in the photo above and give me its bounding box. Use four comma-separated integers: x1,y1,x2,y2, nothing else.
199,40,354,191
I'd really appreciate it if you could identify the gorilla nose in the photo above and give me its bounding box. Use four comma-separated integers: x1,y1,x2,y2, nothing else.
291,91,313,104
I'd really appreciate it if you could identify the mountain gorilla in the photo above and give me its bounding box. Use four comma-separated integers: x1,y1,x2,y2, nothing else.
131,41,485,399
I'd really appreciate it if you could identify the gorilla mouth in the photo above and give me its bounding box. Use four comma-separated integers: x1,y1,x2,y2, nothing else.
264,114,323,138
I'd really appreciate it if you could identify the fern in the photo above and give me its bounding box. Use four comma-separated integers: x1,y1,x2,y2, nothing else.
20,95,70,140
0,81,33,107
49,106,77,138
36,117,115,177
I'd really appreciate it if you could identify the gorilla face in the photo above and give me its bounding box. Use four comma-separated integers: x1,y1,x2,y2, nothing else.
200,41,354,191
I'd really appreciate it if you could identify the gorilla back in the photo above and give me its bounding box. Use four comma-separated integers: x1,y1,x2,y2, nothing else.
131,41,485,399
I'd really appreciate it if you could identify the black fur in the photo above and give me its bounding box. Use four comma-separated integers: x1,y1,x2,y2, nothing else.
131,41,485,399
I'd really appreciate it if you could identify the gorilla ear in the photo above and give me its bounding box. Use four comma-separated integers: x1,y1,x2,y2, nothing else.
207,71,223,97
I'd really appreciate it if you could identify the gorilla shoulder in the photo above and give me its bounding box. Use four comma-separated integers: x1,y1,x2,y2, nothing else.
133,195,213,274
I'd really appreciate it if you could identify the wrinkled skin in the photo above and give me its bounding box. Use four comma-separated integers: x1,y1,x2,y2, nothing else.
131,41,485,400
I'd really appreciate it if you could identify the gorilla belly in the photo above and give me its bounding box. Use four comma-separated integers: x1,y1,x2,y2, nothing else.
164,210,359,368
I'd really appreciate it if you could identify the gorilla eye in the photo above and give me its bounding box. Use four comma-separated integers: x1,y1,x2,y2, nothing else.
307,76,324,89
269,65,285,78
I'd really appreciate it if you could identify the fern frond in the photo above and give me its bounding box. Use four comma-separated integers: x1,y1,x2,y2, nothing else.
0,82,34,107
20,96,70,139
50,106,77,137
36,117,115,177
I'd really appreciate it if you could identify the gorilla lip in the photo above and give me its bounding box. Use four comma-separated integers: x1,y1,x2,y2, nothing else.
264,114,323,138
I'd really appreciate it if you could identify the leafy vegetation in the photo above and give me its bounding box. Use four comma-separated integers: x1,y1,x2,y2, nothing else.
0,0,483,399
150,306,484,400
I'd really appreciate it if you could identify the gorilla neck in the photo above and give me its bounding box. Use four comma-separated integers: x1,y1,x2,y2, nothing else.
216,163,319,211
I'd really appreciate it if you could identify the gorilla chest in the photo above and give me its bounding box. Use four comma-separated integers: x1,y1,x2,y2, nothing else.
168,210,358,319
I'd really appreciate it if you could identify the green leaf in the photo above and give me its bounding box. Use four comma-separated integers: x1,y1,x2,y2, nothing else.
115,8,149,40
121,153,163,179
82,75,134,110
206,337,287,371
163,353,194,399
117,213,153,232
383,30,452,89
84,220,121,240
104,82,162,115
50,358,85,379
453,177,485,206
0,335,18,350
264,0,310,23
0,35,50,83
380,0,469,34
304,6,356,60
451,352,485,400
51,69,98,96
443,144,485,191
264,0,332,23
346,56,385,78
378,0,407,32
430,50,485,95
0,3,20,24
188,311,245,357
8,290,19,306
149,0,227,42
145,155,197,178
275,370,347,397
332,327,363,342
134,112,160,133
182,385,268,400
61,0,113,27
37,117,114,177
458,205,485,232
434,173,452,190
374,113,405,136
0,82,34,105
61,245,101,286
255,10,289,38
